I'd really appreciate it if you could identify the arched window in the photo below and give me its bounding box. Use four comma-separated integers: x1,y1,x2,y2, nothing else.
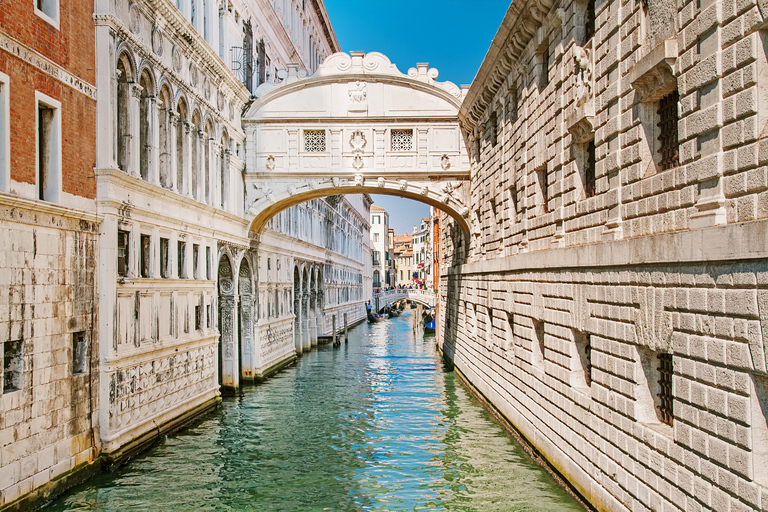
191,110,201,200
116,54,134,172
176,98,188,194
220,130,229,209
205,119,213,204
139,69,153,181
158,85,173,189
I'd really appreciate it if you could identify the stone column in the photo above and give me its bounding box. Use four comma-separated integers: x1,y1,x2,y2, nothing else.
222,149,231,212
149,96,160,186
302,292,311,351
212,142,222,209
184,122,193,198
219,295,239,390
309,289,318,347
128,83,143,177
169,112,179,193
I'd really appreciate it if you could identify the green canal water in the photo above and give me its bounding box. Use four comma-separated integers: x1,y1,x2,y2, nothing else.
45,310,585,511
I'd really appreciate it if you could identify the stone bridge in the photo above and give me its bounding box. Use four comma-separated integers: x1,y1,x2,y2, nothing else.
241,51,472,236
372,288,437,311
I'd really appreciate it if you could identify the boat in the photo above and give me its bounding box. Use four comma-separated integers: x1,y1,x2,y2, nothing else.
367,312,384,322
387,308,401,318
423,319,436,333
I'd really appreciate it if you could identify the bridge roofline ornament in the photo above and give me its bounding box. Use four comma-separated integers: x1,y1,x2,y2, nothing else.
247,51,467,116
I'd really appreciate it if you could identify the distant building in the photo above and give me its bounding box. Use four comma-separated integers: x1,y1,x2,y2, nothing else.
369,205,389,289
412,219,430,287
394,232,414,286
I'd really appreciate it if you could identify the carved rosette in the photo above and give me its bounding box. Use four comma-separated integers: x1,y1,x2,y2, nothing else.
172,46,183,72
151,26,164,56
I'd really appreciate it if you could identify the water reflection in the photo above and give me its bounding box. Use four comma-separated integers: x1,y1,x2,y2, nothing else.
46,311,583,512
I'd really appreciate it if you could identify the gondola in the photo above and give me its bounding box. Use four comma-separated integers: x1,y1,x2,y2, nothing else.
423,319,436,333
387,308,401,318
367,312,384,322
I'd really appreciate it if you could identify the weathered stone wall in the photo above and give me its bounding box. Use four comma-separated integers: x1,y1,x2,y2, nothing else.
0,199,100,508
445,0,768,509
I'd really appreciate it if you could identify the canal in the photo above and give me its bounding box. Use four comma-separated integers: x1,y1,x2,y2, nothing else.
45,310,586,511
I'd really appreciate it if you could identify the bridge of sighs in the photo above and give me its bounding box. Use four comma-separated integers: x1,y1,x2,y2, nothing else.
241,51,472,235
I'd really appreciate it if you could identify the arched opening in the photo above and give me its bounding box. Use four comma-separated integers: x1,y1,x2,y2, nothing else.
373,270,381,289
158,85,173,189
190,110,201,201
220,130,229,209
217,254,235,390
116,53,134,173
176,97,188,195
293,265,301,352
139,69,153,181
301,266,309,351
204,119,213,204
238,258,254,383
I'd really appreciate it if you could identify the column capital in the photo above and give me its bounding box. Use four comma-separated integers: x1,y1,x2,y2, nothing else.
130,83,144,98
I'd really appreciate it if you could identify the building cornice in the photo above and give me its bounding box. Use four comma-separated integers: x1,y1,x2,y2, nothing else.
459,0,555,131
0,31,97,99
0,193,102,227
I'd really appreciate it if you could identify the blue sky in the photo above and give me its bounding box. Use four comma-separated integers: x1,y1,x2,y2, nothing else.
323,0,510,234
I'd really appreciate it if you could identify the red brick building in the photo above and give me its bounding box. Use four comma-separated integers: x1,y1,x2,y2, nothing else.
0,1,99,509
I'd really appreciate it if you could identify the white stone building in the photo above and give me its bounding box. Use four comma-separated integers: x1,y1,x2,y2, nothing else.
370,205,389,289
92,0,370,466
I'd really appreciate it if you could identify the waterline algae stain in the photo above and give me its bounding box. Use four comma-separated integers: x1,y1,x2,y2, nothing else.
45,311,584,511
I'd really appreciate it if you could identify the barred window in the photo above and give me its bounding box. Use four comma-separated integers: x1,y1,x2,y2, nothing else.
72,332,87,375
657,353,674,426
304,129,326,152
585,140,596,198
584,0,596,41
391,129,413,152
657,91,679,171
2,340,23,393
117,230,130,277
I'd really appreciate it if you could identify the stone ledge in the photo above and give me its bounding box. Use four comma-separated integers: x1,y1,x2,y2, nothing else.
449,219,768,276
102,394,221,466
0,457,102,512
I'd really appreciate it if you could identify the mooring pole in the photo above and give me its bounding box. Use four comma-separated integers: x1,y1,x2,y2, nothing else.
332,315,337,346
344,313,348,343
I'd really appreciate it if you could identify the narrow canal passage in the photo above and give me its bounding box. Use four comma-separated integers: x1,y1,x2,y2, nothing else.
46,311,585,511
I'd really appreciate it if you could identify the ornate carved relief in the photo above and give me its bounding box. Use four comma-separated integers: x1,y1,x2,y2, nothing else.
266,155,276,170
348,81,367,103
151,26,164,56
172,45,182,72
574,46,593,107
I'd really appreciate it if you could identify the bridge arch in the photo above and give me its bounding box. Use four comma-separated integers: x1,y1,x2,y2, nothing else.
241,51,472,238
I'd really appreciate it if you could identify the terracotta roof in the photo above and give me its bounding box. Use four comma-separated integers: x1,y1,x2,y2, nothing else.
370,205,386,211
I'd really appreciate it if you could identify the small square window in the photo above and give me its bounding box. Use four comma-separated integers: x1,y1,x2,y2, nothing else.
72,332,87,375
140,235,151,278
178,241,186,278
193,244,200,279
206,246,212,280
3,340,23,393
160,238,170,278
35,0,60,28
117,230,130,277
303,129,326,152
391,129,413,152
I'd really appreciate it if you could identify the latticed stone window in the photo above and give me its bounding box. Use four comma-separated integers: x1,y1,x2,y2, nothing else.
657,91,679,170
657,353,674,426
391,129,413,152
304,129,326,152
